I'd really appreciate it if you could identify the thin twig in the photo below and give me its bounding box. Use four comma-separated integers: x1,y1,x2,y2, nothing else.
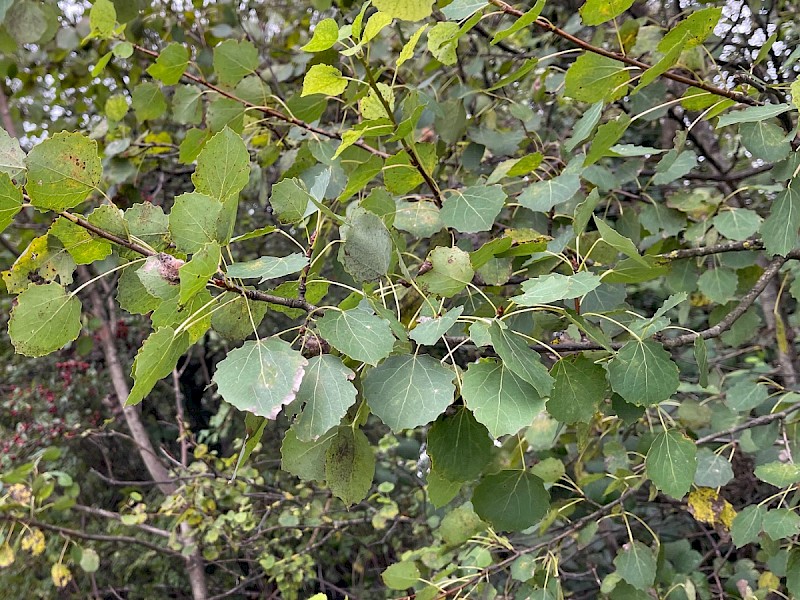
486,0,760,106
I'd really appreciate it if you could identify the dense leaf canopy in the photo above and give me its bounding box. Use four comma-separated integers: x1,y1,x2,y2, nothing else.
2,0,800,598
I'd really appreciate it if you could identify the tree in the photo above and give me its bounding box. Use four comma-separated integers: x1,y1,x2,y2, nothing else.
2,0,800,597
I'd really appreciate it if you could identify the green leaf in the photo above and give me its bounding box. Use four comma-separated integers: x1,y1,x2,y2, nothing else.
741,120,792,164
547,355,606,423
427,407,493,482
49,217,112,264
383,145,436,194
397,24,428,66
518,172,580,212
213,338,308,418
442,0,486,20
127,327,191,405
169,192,222,254
716,103,793,128
79,548,100,573
281,426,336,482
226,253,307,283
712,208,761,241
754,461,800,488
89,0,116,37
657,7,722,52
788,549,800,597
594,216,648,266
409,306,463,345
694,448,734,487
2,234,75,294
8,283,82,357
131,82,167,122
362,12,393,43
0,173,22,233
339,207,392,282
316,308,395,366
105,95,128,121
488,322,553,396
694,336,709,388
269,178,313,224
584,114,631,166
192,127,250,202
613,541,656,591
697,267,737,304
382,561,420,591
608,340,679,406
302,18,339,52
427,22,459,65
730,504,765,547
652,150,697,184
0,127,25,177
146,43,189,85
179,242,219,304
124,203,170,251
324,426,375,506
491,0,545,44
512,272,602,306
645,429,697,499
207,97,245,133
212,39,258,86
291,355,357,442
472,470,549,531
25,131,102,211
417,246,474,298
302,64,348,97
565,102,603,152
179,128,210,164
360,82,395,120
440,184,505,233
761,181,800,256
462,358,545,438
762,508,800,539
427,468,461,508
372,0,433,21
580,0,634,25
363,354,455,431
151,289,212,343
565,53,629,103
172,85,203,125
632,35,686,94
116,265,160,315
6,1,47,45
210,292,268,341
394,199,442,237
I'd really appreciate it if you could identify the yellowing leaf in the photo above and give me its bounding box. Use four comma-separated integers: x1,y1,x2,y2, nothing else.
372,0,433,21
301,64,348,97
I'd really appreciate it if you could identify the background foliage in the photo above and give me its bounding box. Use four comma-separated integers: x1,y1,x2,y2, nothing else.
2,0,800,598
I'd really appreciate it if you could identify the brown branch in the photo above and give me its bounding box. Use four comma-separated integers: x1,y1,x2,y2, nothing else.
72,504,172,539
663,255,788,347
411,487,638,599
695,400,800,445
132,44,389,159
659,239,764,260
0,515,181,557
62,209,320,313
59,210,156,257
359,55,444,206
487,0,760,106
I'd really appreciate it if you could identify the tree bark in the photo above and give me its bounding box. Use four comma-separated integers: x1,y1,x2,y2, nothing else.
87,285,209,600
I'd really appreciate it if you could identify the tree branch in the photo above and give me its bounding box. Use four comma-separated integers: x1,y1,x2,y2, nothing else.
487,0,760,106
132,44,390,159
0,515,181,557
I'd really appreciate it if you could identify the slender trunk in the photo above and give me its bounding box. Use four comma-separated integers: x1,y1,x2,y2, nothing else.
87,285,209,600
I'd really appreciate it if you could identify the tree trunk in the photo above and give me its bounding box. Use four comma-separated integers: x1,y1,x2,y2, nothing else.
88,286,209,600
